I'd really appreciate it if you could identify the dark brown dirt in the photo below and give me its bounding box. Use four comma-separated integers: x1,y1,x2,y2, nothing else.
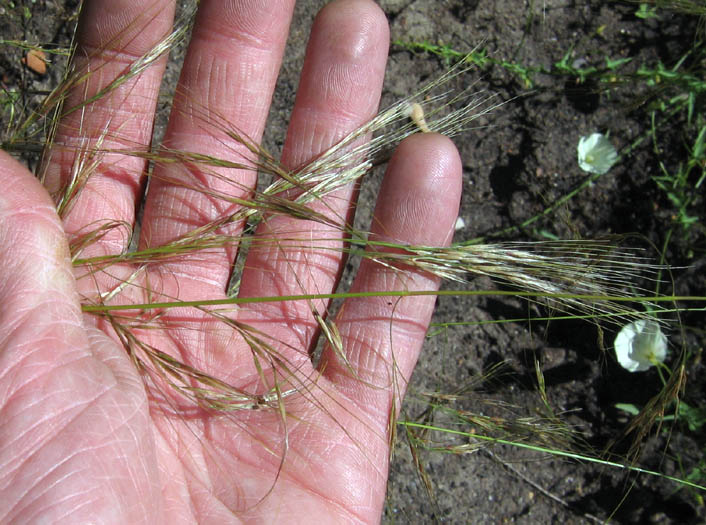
2,1,705,523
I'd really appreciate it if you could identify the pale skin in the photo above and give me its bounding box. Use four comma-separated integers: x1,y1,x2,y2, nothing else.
0,0,462,523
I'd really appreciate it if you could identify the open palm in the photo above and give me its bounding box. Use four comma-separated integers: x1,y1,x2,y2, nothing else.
0,0,461,522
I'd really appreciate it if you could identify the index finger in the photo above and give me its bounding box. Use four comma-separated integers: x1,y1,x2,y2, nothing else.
42,0,176,256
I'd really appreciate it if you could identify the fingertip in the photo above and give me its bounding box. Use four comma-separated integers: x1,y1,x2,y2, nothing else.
373,132,463,247
0,150,53,212
389,132,463,192
315,0,390,56
285,0,389,154
76,0,175,55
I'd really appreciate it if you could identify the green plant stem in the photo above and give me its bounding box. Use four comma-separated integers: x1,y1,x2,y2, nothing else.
81,290,706,313
398,420,706,492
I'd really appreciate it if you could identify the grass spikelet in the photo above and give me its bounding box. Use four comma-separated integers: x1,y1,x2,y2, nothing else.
5,2,703,518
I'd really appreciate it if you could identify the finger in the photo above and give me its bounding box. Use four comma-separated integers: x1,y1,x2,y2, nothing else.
0,151,89,366
140,0,296,298
321,133,462,419
238,0,389,343
0,152,162,522
42,0,176,256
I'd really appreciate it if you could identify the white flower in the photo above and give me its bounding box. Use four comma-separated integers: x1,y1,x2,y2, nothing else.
577,133,618,174
614,319,667,372
454,216,466,231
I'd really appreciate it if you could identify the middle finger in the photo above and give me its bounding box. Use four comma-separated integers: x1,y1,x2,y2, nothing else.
140,0,296,299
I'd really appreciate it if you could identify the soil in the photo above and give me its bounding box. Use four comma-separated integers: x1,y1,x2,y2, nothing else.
2,1,705,523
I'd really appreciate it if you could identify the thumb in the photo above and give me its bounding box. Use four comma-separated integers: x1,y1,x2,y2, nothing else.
0,151,87,355
0,151,161,523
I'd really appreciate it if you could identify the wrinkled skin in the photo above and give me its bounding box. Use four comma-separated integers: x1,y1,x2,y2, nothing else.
0,0,461,523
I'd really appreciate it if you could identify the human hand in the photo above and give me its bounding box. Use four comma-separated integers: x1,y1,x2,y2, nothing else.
0,0,461,522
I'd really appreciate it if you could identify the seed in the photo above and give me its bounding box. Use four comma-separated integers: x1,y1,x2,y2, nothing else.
23,49,47,75
404,102,431,133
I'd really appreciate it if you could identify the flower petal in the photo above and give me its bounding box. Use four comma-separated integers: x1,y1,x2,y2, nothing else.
577,132,618,175
614,319,667,372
